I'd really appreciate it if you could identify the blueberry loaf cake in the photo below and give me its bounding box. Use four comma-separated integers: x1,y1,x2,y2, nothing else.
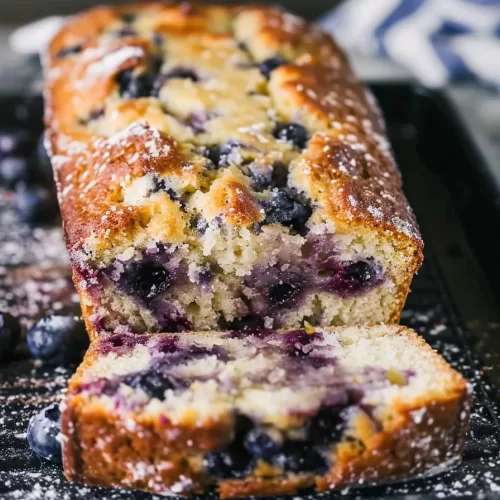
45,3,423,337
62,325,469,497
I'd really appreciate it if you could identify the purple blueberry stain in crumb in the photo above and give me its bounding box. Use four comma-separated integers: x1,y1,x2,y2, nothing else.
122,371,184,399
98,332,149,356
150,299,192,333
324,260,383,298
273,123,309,150
257,56,288,79
155,335,180,354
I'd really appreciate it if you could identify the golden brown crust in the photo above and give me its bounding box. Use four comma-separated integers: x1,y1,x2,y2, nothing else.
44,2,422,254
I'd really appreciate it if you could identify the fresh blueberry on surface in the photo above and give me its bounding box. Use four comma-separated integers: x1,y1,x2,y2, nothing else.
268,282,301,307
244,427,283,458
124,371,180,399
0,157,29,189
0,312,21,360
204,447,253,479
0,129,34,157
27,315,88,364
55,45,83,59
130,262,173,301
27,403,62,463
273,442,328,473
14,185,58,225
261,189,312,232
273,123,308,150
257,56,287,79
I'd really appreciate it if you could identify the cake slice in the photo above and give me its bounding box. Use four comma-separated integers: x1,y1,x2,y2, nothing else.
61,325,470,498
44,3,423,338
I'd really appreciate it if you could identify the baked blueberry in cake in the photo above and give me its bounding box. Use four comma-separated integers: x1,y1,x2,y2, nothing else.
62,325,470,498
44,3,423,337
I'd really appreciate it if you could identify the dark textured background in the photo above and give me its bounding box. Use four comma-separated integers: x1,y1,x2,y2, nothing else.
0,0,343,23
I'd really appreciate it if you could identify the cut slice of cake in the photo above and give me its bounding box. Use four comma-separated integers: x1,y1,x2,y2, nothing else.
61,325,470,498
45,3,423,338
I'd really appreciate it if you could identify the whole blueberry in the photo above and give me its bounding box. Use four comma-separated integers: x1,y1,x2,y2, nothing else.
0,157,29,189
257,56,287,79
0,312,21,360
307,407,345,445
261,189,312,232
204,447,253,479
273,442,327,473
117,70,154,99
0,129,34,157
273,123,308,150
14,185,58,225
268,282,301,307
203,141,240,169
244,427,283,458
130,262,173,302
27,403,62,463
124,371,181,399
330,261,380,296
27,315,88,364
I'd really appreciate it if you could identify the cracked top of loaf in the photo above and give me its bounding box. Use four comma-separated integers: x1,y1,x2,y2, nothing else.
44,2,422,265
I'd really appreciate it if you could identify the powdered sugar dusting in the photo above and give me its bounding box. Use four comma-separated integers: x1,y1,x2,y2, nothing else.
85,46,145,76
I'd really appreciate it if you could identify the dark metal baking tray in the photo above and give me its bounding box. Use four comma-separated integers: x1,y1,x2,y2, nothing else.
0,84,499,499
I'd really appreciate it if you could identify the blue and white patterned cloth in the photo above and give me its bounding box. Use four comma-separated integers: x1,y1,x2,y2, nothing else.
320,0,500,87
